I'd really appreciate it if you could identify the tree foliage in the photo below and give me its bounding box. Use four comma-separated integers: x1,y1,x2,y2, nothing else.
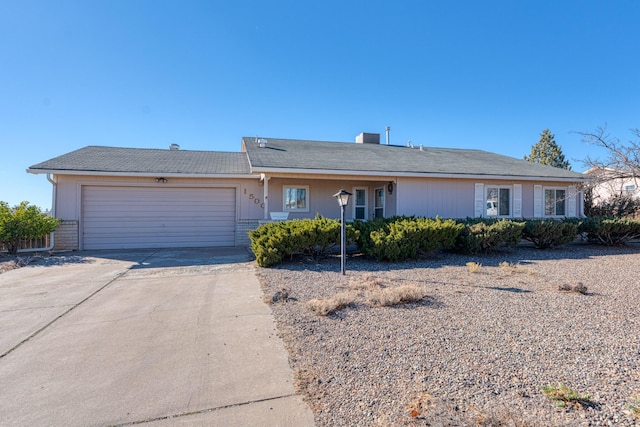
524,129,571,169
0,201,59,255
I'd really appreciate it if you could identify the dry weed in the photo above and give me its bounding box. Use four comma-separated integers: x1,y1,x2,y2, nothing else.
628,396,640,419
499,261,517,275
349,274,384,291
499,261,535,276
306,291,357,316
367,284,426,307
466,261,482,273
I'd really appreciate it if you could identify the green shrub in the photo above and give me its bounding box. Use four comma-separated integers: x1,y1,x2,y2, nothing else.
356,216,462,262
579,217,640,245
521,219,579,249
455,219,524,254
585,193,640,218
0,201,59,255
249,215,358,267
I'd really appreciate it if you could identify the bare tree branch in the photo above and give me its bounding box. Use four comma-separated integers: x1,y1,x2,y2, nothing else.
574,125,640,188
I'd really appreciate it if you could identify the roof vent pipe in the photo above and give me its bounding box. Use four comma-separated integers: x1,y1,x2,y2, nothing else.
169,143,180,150
385,126,390,145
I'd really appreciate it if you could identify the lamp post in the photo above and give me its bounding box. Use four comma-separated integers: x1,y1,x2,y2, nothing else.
333,189,352,275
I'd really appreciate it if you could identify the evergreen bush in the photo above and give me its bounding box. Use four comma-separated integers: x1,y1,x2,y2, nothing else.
249,215,357,267
579,217,640,245
521,219,579,249
455,219,524,254
357,216,462,262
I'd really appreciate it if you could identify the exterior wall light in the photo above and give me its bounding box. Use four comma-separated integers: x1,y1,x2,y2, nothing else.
155,177,167,183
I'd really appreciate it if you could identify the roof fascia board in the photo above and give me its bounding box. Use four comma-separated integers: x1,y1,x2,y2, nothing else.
252,167,587,182
26,169,260,179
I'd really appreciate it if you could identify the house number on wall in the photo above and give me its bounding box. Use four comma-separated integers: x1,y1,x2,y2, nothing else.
244,188,265,208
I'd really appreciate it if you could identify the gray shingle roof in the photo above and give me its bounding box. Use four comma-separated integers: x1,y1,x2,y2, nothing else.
243,137,585,180
28,146,251,175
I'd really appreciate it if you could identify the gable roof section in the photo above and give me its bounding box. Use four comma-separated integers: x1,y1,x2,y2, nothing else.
28,146,251,176
242,137,586,181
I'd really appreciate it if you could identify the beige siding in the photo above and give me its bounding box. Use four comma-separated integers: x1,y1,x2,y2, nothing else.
396,178,582,219
265,178,395,221
397,178,475,218
52,174,262,250
54,175,263,221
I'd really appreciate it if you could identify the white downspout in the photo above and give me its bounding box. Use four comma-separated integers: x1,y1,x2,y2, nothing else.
43,173,56,251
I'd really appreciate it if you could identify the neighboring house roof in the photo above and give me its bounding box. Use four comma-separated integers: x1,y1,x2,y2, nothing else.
242,137,586,181
27,146,251,176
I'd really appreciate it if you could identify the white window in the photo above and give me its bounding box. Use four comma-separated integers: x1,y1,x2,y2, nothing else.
353,188,368,220
485,186,511,217
374,187,384,218
544,188,566,217
625,185,637,196
283,185,309,212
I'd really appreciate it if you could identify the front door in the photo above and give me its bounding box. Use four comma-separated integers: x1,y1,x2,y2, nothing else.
374,187,385,219
353,188,368,220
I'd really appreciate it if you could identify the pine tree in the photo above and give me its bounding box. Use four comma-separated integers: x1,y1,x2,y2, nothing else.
524,129,571,170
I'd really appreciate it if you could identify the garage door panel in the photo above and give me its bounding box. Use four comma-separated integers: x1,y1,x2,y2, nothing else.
82,186,236,250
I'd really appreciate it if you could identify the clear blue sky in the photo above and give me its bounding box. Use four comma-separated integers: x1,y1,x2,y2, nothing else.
2,0,639,209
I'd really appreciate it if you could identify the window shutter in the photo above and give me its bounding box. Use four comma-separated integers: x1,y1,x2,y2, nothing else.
567,185,577,217
474,183,484,217
534,185,543,218
513,184,522,218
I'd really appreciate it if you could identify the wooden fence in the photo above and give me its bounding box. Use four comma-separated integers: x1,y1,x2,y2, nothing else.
0,234,51,253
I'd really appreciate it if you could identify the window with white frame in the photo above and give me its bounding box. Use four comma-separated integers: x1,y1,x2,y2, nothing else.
485,186,511,217
353,188,367,220
544,188,566,216
283,185,309,212
625,184,637,196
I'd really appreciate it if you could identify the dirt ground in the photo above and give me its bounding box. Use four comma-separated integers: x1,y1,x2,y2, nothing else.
0,253,48,274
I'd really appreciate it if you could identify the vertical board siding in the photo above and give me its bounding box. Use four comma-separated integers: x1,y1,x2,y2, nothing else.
82,186,236,249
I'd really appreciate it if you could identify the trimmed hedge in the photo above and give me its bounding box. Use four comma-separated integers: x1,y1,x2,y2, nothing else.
355,216,462,262
455,219,525,254
249,215,358,267
521,219,579,249
579,217,640,246
250,215,639,267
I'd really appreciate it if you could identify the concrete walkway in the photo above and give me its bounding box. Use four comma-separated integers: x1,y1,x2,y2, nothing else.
0,248,314,426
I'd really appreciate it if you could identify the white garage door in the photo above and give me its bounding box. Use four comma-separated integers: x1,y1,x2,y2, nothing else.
82,186,236,250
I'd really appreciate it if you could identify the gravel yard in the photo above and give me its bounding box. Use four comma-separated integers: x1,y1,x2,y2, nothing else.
257,243,640,426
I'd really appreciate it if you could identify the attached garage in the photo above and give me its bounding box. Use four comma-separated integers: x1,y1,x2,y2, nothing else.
82,186,236,250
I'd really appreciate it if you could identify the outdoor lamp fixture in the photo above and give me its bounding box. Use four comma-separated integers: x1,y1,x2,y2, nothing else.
333,189,352,275
155,177,167,183
387,181,394,194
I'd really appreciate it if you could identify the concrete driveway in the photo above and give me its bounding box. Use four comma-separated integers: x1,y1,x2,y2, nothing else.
0,248,314,427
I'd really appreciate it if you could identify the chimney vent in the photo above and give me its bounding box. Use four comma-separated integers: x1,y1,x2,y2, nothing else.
169,143,180,150
355,132,380,144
